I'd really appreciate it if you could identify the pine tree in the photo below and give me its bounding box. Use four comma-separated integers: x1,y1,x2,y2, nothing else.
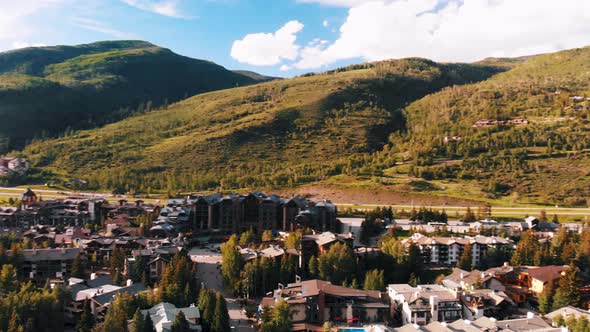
171,311,190,332
7,310,20,332
363,269,385,291
212,293,230,332
308,255,318,278
143,314,156,332
538,279,555,314
130,309,144,332
103,293,132,332
552,267,581,310
457,243,473,271
71,255,85,279
0,264,18,294
76,299,94,332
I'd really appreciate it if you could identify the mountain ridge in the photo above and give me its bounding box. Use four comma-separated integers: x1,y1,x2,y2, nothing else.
0,40,266,151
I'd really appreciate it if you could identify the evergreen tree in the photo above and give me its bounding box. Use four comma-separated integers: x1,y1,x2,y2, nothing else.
212,293,230,332
261,230,274,242
307,255,318,278
171,311,190,332
260,299,291,332
143,314,156,332
552,267,581,310
538,279,555,314
130,309,144,332
363,269,385,291
0,264,18,294
318,242,356,285
457,243,473,271
511,231,539,266
221,235,242,292
76,299,95,332
102,293,132,332
71,255,85,279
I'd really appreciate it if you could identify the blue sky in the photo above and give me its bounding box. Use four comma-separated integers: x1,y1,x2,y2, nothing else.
1,0,590,77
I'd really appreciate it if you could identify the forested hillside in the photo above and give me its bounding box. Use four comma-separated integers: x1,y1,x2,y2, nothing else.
0,40,259,151
370,47,590,204
20,58,504,194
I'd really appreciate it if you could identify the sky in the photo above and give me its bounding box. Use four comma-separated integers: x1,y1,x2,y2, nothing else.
1,0,590,77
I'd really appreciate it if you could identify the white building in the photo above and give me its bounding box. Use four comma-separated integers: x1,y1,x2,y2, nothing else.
388,284,462,325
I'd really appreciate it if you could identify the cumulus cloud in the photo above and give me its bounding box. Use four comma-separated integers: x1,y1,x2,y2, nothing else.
280,65,292,71
322,20,329,27
231,20,304,66
291,0,590,69
120,0,188,18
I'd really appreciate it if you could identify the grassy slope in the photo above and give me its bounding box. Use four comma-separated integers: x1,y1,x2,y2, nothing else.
0,40,256,149
21,58,503,194
379,46,590,205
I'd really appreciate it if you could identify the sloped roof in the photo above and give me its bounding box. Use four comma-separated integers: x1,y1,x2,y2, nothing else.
526,265,568,283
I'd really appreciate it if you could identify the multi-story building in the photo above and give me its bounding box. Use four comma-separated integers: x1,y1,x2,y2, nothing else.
388,284,462,325
16,247,82,281
261,279,389,327
402,234,513,266
171,192,339,235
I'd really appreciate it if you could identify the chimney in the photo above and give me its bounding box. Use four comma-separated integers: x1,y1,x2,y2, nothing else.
460,273,464,279
526,312,535,319
126,279,133,287
90,273,97,280
503,262,509,267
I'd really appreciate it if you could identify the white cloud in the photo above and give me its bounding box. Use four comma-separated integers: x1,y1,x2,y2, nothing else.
72,17,136,39
11,41,46,49
0,0,65,50
291,0,590,69
322,20,329,27
280,65,292,71
231,20,304,66
298,0,376,7
120,0,188,18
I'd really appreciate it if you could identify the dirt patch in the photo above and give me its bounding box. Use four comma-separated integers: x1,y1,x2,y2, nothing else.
270,184,484,206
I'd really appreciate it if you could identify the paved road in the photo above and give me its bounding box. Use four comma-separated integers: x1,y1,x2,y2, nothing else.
189,247,255,332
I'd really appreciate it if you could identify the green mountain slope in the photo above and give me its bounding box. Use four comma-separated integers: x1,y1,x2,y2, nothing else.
21,58,504,194
374,46,590,205
0,40,258,150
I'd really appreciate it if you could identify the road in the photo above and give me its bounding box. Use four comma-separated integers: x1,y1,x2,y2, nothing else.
189,247,255,332
335,202,590,218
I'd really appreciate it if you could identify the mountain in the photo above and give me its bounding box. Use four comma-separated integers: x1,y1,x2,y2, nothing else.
377,46,590,205
232,70,280,82
20,57,505,194
0,40,260,151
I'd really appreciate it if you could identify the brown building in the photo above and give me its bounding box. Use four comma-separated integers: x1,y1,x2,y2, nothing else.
261,279,389,327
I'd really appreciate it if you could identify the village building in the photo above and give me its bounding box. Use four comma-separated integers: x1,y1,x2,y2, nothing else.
261,279,389,327
13,247,82,281
394,315,560,332
388,284,463,325
401,233,513,267
141,302,201,332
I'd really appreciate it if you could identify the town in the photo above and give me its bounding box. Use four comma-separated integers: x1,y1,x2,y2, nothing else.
0,188,588,332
